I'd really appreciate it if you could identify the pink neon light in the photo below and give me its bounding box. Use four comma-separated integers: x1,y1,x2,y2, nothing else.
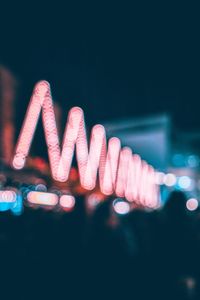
13,81,159,208
27,191,58,206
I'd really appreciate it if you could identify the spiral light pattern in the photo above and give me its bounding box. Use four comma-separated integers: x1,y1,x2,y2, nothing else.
13,81,159,208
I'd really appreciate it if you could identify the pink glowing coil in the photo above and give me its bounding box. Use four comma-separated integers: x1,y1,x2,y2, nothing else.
13,81,159,207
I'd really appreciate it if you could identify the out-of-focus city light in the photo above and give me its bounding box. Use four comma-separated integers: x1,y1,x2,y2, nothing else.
27,191,58,206
178,176,192,190
0,190,17,202
35,184,47,192
0,190,17,211
186,198,198,211
187,155,199,168
60,195,75,211
155,172,165,185
113,199,130,215
163,173,177,187
12,80,159,207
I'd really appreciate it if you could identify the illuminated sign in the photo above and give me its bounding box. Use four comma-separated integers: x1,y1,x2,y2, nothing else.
12,81,159,208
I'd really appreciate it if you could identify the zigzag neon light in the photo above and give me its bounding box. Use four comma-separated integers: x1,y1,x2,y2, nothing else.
12,81,159,208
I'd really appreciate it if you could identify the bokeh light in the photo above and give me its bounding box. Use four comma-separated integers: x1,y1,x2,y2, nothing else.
113,199,130,215
178,176,192,190
186,198,198,211
60,195,75,211
163,173,177,187
27,191,58,206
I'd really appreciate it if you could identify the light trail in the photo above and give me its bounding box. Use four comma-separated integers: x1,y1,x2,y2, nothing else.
13,81,159,207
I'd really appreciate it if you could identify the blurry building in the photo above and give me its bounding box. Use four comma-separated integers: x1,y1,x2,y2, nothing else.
0,65,17,165
103,114,171,171
103,114,200,205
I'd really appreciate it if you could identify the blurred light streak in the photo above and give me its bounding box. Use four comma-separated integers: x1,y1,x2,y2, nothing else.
13,81,159,207
27,191,58,206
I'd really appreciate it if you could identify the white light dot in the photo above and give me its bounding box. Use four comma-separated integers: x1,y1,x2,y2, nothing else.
186,198,198,211
178,176,191,190
113,199,130,215
163,173,177,187
60,195,75,210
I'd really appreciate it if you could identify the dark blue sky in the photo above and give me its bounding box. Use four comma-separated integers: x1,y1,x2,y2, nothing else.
0,2,199,132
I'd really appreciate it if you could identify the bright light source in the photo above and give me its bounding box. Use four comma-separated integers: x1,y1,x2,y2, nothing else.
163,173,176,187
0,190,17,202
60,195,75,211
178,176,192,190
113,199,130,215
186,198,198,211
27,191,58,206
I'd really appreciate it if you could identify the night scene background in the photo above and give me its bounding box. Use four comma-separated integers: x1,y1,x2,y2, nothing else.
0,2,200,300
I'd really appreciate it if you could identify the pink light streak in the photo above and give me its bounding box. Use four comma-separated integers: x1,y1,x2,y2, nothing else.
13,81,159,208
27,191,59,206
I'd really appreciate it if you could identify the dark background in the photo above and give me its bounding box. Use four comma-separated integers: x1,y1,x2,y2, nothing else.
0,2,199,131
1,4,200,299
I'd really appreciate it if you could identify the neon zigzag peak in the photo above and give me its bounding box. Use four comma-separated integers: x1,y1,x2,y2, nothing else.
12,81,159,208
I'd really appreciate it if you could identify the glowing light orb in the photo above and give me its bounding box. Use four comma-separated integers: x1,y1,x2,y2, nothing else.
186,198,198,211
178,176,192,190
113,199,130,215
27,191,58,206
60,195,75,211
163,173,176,187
